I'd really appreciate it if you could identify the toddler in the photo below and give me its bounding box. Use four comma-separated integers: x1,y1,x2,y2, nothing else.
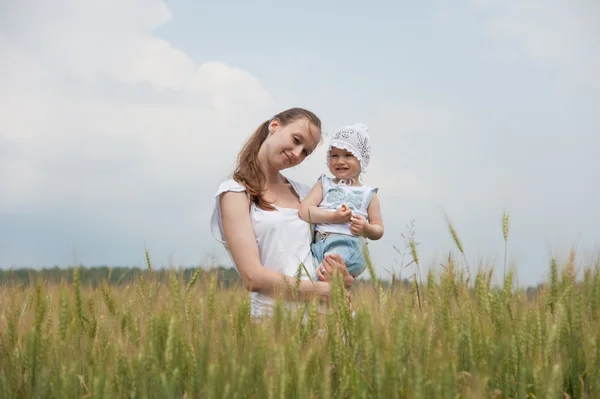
299,123,384,279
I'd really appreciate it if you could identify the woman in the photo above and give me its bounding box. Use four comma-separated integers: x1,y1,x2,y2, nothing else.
211,107,354,318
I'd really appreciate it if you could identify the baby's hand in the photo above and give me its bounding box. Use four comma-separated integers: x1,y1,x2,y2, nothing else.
350,214,369,237
332,204,352,223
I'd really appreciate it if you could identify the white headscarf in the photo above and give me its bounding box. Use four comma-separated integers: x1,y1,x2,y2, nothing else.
326,122,372,182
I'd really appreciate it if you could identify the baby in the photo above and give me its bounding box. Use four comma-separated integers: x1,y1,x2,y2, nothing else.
299,123,384,279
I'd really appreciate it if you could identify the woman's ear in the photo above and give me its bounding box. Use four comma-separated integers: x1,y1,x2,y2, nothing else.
268,119,280,135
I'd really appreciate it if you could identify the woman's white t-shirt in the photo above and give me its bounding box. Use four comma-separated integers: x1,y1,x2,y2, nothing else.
210,176,318,318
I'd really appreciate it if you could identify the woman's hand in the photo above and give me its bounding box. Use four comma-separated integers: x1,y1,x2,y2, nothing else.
314,281,351,305
316,253,354,289
315,281,331,302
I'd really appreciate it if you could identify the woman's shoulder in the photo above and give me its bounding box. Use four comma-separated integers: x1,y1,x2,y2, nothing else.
286,175,314,201
211,177,248,244
215,177,246,196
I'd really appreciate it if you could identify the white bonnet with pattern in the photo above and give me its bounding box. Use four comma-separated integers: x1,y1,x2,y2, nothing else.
326,122,372,179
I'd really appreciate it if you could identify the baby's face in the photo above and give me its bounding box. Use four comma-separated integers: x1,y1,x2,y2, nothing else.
328,147,361,181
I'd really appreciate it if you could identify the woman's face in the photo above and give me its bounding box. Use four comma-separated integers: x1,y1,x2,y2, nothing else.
266,117,321,170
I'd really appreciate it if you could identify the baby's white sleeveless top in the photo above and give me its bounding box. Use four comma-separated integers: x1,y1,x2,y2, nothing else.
315,174,379,235
210,177,317,318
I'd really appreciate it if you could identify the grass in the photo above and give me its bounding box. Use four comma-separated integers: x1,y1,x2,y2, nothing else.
1,218,599,398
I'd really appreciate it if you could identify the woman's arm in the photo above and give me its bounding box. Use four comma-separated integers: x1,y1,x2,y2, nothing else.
220,191,331,300
299,181,352,224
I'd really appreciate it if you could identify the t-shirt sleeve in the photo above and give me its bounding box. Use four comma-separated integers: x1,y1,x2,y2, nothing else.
317,173,328,192
366,186,380,208
210,179,247,244
288,177,313,202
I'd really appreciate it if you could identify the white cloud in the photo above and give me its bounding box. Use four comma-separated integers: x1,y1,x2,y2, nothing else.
368,101,480,201
473,0,600,89
0,0,278,268
2,0,182,87
0,0,275,214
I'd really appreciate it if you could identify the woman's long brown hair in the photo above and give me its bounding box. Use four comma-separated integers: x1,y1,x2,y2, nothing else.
233,107,321,210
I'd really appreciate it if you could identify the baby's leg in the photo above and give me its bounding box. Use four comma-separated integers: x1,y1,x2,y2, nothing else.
321,235,359,276
314,234,362,279
311,239,326,281
343,236,369,278
313,233,352,280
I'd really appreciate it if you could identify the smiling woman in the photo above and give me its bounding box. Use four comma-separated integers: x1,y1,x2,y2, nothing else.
234,110,321,211
211,107,355,319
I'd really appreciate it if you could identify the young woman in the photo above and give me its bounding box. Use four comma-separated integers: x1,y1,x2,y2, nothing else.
211,107,354,318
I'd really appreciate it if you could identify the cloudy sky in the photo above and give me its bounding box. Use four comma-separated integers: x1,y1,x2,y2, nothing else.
1,0,599,286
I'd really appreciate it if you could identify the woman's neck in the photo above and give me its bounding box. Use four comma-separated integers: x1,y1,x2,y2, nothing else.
257,146,286,184
264,169,286,184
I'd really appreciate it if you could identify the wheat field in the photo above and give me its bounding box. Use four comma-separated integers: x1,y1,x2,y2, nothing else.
1,218,599,398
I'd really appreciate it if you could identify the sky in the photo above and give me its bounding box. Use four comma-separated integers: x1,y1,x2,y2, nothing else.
1,0,599,286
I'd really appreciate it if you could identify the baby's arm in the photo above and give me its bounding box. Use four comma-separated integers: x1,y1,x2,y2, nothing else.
365,194,384,240
299,181,351,224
